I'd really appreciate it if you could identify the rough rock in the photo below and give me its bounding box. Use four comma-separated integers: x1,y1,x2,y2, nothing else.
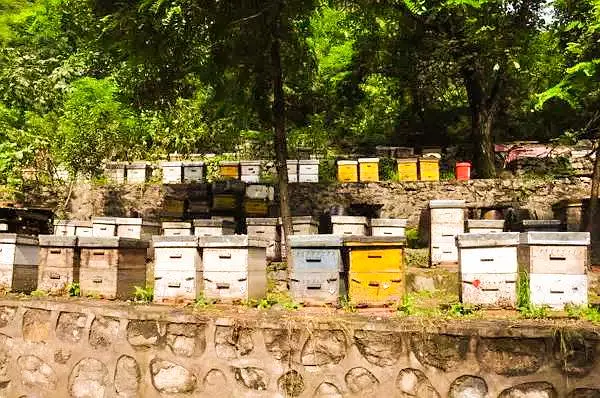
166,323,206,357
345,367,379,394
56,312,87,343
150,359,196,394
89,316,120,349
301,330,347,366
22,309,51,342
354,330,403,367
68,358,109,398
278,370,304,397
410,334,469,371
448,375,488,398
498,382,558,398
114,355,140,398
477,337,547,376
395,368,439,398
17,355,57,390
215,326,254,360
126,320,166,349
233,367,268,390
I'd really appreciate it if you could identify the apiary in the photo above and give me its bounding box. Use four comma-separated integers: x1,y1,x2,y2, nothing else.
38,235,79,294
520,220,562,232
337,160,358,183
193,219,236,237
519,232,590,309
92,217,117,237
288,235,344,305
198,235,268,301
162,222,192,236
370,219,408,237
247,218,280,262
331,216,368,236
115,218,161,240
153,236,201,303
54,220,76,236
397,158,418,181
182,161,204,183
457,233,519,308
105,162,126,183
298,159,319,183
429,200,465,268
419,157,440,181
160,161,183,184
126,162,151,184
240,160,262,183
0,234,39,293
286,160,299,183
73,221,93,237
219,161,240,180
358,158,380,182
343,236,405,306
466,219,505,234
78,237,148,299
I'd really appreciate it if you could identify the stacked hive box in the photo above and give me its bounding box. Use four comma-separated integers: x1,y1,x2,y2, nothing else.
521,220,562,232
467,219,505,233
457,233,519,308
244,184,274,218
370,219,407,237
240,161,261,183
247,218,280,262
519,232,589,309
331,216,368,236
54,220,75,236
299,160,319,182
219,161,240,180
193,219,236,236
105,162,126,183
287,160,299,183
38,235,79,294
429,200,465,267
160,161,183,184
162,222,192,236
74,221,93,237
153,236,201,303
0,234,39,293
337,160,358,183
182,161,204,183
199,236,268,301
344,236,405,306
115,218,160,240
92,217,117,237
419,158,440,181
78,237,148,299
212,181,244,213
358,158,380,182
186,183,211,218
126,162,150,183
289,235,344,305
397,158,418,181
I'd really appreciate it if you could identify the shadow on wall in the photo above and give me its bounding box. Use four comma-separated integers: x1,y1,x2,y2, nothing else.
104,187,127,217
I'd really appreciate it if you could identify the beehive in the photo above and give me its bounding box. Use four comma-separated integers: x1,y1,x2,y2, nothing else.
466,220,505,234
457,233,519,308
370,219,408,237
287,160,299,183
212,194,239,211
246,184,274,200
397,158,418,181
419,158,440,181
92,217,117,237
105,162,126,184
343,236,405,306
162,222,192,237
219,161,240,180
54,220,76,236
115,218,161,241
38,235,79,294
73,221,93,237
331,216,368,236
160,161,183,184
289,235,344,305
162,198,186,219
520,220,562,232
182,161,204,183
247,218,280,262
126,162,151,184
153,236,201,303
198,235,268,301
280,217,319,259
244,199,269,217
78,237,148,299
337,160,358,183
429,200,465,267
0,234,39,293
193,219,236,237
298,159,319,183
240,161,262,183
358,158,380,182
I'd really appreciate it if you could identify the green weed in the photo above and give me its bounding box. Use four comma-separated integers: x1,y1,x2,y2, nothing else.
133,285,154,303
517,271,549,319
340,296,356,313
397,294,415,316
566,304,600,323
30,289,48,297
194,294,215,309
67,282,80,297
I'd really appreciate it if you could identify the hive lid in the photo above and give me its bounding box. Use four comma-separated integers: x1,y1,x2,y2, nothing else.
456,232,519,248
286,159,299,165
39,235,77,247
519,232,591,246
337,160,358,165
92,217,117,225
182,161,204,167
429,200,466,209
197,235,269,248
397,158,418,162
299,159,319,165
162,222,192,229
193,219,236,228
116,218,160,227
247,218,279,226
342,236,405,246
467,219,505,229
370,218,408,228
159,161,183,167
78,237,150,248
331,216,368,225
358,158,380,163
277,216,318,225
240,160,262,166
0,233,38,245
289,234,343,248
152,236,198,248
219,160,240,166
127,162,149,169
53,219,74,227
73,221,93,228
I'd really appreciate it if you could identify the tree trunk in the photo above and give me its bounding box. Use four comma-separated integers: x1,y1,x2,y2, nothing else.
586,143,600,234
270,4,293,259
471,108,496,179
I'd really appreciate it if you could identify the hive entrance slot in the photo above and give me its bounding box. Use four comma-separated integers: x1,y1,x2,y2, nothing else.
549,256,566,261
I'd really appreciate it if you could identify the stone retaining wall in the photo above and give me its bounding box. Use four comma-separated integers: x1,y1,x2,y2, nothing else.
0,298,598,397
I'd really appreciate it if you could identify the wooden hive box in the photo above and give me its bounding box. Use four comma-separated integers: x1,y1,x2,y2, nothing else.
0,234,39,293
38,235,79,294
152,236,201,303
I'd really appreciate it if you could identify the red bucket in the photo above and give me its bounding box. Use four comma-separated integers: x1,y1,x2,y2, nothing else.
455,162,471,181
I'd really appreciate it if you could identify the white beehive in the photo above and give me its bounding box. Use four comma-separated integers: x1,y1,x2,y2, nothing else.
247,218,281,262
240,161,262,183
73,221,93,237
287,160,299,183
38,235,79,293
54,220,76,236
370,219,408,237
126,162,151,184
298,159,319,183
160,161,183,184
92,217,117,237
466,219,505,234
162,222,192,237
331,216,368,236
182,161,204,183
153,236,201,303
193,219,236,237
116,218,161,241
0,234,39,293
105,162,126,183
429,200,465,267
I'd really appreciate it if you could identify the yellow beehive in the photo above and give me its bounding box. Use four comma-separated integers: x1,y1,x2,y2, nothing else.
344,237,405,306
397,158,418,181
212,194,238,211
244,200,269,217
358,158,380,182
337,160,358,183
219,161,240,180
419,157,440,181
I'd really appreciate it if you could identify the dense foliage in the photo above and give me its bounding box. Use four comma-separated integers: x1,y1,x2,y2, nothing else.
0,0,599,185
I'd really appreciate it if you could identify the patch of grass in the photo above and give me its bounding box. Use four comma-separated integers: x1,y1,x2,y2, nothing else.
566,304,600,323
254,293,302,310
194,294,216,309
67,282,80,297
133,285,153,303
340,296,356,313
444,302,480,318
405,248,429,267
517,271,549,319
397,294,415,316
30,289,48,298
